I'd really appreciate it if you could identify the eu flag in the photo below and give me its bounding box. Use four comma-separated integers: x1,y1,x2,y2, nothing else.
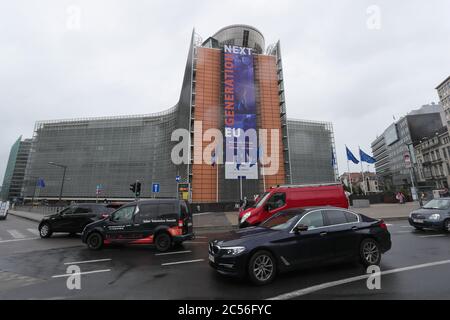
359,148,376,164
346,146,359,164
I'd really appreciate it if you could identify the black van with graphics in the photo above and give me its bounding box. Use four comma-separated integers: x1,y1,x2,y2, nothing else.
81,199,194,252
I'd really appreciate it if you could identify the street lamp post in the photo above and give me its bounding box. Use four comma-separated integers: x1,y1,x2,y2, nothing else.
404,143,418,200
48,162,67,204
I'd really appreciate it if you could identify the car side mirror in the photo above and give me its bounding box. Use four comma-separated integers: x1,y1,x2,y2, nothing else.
264,204,272,212
294,224,309,233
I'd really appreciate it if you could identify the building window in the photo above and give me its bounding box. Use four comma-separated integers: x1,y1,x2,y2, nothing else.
243,30,249,47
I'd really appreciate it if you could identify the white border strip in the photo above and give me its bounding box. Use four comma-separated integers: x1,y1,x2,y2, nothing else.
0,237,39,244
52,269,111,278
155,250,191,256
63,258,112,265
161,259,204,266
267,259,450,300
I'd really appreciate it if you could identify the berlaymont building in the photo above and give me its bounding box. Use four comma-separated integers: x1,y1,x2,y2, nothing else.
3,25,338,204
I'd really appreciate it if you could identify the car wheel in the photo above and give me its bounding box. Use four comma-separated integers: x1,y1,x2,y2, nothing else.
248,250,277,285
444,220,450,233
39,223,52,238
360,238,381,267
155,232,172,252
86,232,103,250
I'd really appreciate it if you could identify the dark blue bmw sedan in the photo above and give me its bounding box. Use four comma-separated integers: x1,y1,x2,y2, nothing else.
209,207,391,285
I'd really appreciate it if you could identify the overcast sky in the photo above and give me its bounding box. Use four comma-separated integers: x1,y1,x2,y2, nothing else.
1,0,450,181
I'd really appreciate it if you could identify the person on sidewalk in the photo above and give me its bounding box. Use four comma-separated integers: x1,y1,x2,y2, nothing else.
396,192,404,204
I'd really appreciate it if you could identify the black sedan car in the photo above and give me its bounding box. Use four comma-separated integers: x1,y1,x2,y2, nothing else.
209,207,391,285
409,198,450,232
38,203,124,238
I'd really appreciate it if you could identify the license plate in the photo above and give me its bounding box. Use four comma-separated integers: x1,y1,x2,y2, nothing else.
208,254,215,263
413,219,424,224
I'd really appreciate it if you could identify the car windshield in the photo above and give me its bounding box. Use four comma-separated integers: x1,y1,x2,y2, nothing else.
260,211,300,230
253,192,271,208
423,199,450,210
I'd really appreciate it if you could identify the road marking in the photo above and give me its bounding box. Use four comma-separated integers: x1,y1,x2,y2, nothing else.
401,226,413,228
267,259,450,300
0,237,39,244
386,224,394,227
63,258,112,265
27,228,40,236
155,250,191,256
7,229,26,239
419,234,447,238
183,241,208,244
394,231,411,234
52,269,111,278
161,259,204,266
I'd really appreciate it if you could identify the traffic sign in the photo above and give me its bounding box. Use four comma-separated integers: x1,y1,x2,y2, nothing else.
152,183,160,193
176,175,181,182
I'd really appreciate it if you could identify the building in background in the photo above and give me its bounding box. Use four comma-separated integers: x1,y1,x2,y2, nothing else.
340,172,380,194
414,126,450,189
21,25,337,203
436,75,450,130
288,119,338,184
371,103,444,192
1,136,31,201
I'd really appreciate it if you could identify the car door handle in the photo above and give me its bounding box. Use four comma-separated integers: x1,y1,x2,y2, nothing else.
320,232,327,237
351,226,358,231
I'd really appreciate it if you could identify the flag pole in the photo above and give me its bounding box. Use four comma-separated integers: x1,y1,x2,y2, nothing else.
359,147,366,195
216,163,219,203
347,159,353,194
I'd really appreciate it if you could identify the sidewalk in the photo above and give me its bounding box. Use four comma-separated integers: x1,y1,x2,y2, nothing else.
10,202,417,234
8,210,239,233
350,201,419,221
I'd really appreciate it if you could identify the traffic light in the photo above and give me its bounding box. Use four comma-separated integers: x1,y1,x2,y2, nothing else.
136,181,141,197
130,182,136,194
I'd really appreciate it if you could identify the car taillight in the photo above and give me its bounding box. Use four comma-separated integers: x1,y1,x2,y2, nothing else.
379,220,387,230
178,219,184,227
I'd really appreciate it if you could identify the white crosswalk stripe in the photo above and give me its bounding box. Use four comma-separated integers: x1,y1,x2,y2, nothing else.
27,228,40,236
7,229,26,239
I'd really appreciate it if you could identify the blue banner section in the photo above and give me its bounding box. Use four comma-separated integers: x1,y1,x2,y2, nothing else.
359,148,377,164
346,146,360,164
223,45,258,179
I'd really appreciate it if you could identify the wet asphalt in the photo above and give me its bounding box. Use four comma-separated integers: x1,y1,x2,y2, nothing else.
1,215,450,300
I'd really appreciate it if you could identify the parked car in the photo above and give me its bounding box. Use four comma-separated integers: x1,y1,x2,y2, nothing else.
38,203,123,238
0,201,10,220
409,198,450,232
239,183,349,228
82,199,194,252
210,207,391,285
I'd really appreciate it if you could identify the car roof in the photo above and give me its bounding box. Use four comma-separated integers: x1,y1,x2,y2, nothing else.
279,206,350,214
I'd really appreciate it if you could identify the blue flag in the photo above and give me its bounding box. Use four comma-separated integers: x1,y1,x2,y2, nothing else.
331,150,336,166
37,178,45,188
346,146,359,164
359,148,376,164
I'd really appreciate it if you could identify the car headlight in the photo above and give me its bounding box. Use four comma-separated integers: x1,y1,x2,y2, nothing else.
222,246,246,255
241,212,252,223
429,214,441,221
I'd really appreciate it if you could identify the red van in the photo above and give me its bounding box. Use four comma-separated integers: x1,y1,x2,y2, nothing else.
238,183,349,228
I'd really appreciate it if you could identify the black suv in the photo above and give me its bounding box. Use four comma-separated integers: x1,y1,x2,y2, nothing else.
38,203,123,238
81,199,194,252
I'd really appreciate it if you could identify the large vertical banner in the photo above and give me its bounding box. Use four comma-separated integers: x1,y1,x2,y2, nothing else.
223,45,258,179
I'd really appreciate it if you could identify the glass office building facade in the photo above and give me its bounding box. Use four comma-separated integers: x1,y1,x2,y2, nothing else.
1,136,31,201
21,25,337,203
